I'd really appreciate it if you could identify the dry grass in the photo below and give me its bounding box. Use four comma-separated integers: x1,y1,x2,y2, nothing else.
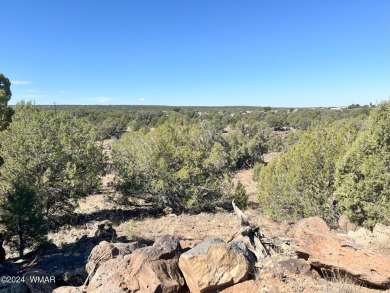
372,235,390,256
321,270,375,293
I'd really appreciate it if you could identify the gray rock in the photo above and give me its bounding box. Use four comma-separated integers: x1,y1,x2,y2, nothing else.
88,235,185,293
94,220,117,239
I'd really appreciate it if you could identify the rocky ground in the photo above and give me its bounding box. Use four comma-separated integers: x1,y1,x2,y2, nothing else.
1,142,390,292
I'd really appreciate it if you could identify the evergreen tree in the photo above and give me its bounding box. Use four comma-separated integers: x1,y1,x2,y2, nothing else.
113,119,232,212
234,181,248,209
335,101,390,228
258,118,362,223
0,181,46,258
225,121,270,169
0,73,13,131
0,102,105,220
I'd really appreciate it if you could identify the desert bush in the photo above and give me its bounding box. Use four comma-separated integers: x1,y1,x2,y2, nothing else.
258,118,363,223
224,121,270,169
0,180,47,257
112,118,233,212
252,161,265,182
335,101,390,228
0,102,105,219
233,181,248,209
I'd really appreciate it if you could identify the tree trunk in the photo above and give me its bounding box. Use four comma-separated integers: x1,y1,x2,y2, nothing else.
18,231,24,258
18,216,24,258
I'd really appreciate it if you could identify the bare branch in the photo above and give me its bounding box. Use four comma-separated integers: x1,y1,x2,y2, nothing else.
232,199,250,227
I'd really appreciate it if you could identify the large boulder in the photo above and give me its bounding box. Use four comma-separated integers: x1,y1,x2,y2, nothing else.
294,217,390,289
85,241,115,281
88,235,185,293
178,237,255,293
86,241,142,280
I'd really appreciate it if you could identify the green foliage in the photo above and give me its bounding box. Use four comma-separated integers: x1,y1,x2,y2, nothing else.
0,181,47,257
252,161,265,182
0,74,11,105
0,102,105,219
0,73,13,131
112,119,233,212
98,117,127,139
335,101,390,228
234,181,248,209
264,112,288,130
266,130,302,152
287,109,322,130
225,121,270,169
258,118,362,223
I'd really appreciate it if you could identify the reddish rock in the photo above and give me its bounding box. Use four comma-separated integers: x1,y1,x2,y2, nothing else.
294,217,390,289
277,258,312,276
86,241,116,280
219,280,258,293
86,241,141,280
53,286,86,293
178,237,255,293
88,235,185,293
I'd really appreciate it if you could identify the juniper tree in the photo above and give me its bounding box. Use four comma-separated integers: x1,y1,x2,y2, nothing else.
0,181,46,258
258,118,363,223
335,101,390,228
0,102,105,220
0,73,13,131
112,118,233,212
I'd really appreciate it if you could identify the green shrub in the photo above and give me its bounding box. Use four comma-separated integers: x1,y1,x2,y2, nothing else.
252,161,265,182
335,101,390,228
0,181,47,257
112,119,233,212
258,118,362,223
234,181,248,209
0,102,105,219
224,121,270,169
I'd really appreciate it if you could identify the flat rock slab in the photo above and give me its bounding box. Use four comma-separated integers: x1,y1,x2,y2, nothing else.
294,217,390,289
179,237,255,293
219,280,258,293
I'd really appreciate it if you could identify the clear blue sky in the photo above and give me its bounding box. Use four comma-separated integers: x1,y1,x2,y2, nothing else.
2,0,389,107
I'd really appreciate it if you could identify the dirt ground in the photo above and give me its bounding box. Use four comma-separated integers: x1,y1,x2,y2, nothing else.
65,166,389,293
